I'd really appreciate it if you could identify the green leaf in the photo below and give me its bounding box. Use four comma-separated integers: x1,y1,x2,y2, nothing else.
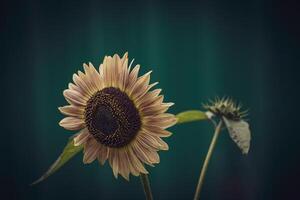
31,136,83,185
176,110,208,124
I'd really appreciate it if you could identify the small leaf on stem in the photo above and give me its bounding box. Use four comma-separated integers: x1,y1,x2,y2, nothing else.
176,110,208,124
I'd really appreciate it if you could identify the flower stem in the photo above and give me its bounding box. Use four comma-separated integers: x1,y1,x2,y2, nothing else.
193,120,223,200
140,173,153,200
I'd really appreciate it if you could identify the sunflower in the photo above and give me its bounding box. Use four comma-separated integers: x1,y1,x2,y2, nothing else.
58,53,177,180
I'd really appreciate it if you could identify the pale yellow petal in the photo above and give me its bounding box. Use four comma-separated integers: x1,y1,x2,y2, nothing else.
83,138,100,164
134,81,158,103
142,127,173,138
59,117,85,131
128,71,152,100
111,54,122,88
97,144,109,165
125,64,140,91
108,148,120,178
118,55,129,90
131,141,157,166
137,131,169,150
127,147,148,175
73,128,90,146
88,62,104,90
63,89,87,106
102,56,113,87
143,113,177,129
83,62,103,91
73,72,94,96
82,63,97,91
58,105,84,118
136,139,160,164
141,101,174,116
68,83,86,96
136,89,162,108
117,149,130,180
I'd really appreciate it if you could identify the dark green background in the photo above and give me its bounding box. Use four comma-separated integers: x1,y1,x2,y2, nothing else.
2,0,299,199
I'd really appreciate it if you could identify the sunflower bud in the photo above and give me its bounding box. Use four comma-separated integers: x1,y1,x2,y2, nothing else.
203,97,247,121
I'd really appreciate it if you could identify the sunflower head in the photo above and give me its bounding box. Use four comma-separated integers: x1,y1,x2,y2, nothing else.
203,97,247,121
58,53,177,180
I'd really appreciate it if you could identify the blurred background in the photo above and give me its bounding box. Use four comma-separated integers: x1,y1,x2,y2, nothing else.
1,0,299,199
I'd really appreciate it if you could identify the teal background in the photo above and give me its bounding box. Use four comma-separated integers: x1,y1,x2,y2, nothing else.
2,0,300,199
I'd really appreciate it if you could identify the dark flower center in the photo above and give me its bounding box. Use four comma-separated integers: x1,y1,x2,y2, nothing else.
84,87,141,147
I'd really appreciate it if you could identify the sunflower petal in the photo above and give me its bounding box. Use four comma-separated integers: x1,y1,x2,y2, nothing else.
135,139,160,163
127,147,148,175
97,145,109,165
129,71,152,99
83,138,100,164
125,64,140,91
118,149,130,180
138,131,169,150
142,127,173,138
132,141,156,166
59,117,85,131
58,105,84,118
143,113,177,129
119,54,129,90
109,149,119,178
73,128,90,146
141,101,174,116
63,89,87,106
136,89,162,108
72,73,94,96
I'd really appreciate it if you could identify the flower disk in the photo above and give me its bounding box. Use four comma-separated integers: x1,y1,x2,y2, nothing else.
58,53,177,180
84,87,141,148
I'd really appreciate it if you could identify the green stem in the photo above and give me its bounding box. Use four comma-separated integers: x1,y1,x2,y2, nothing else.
193,120,223,200
140,173,153,200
